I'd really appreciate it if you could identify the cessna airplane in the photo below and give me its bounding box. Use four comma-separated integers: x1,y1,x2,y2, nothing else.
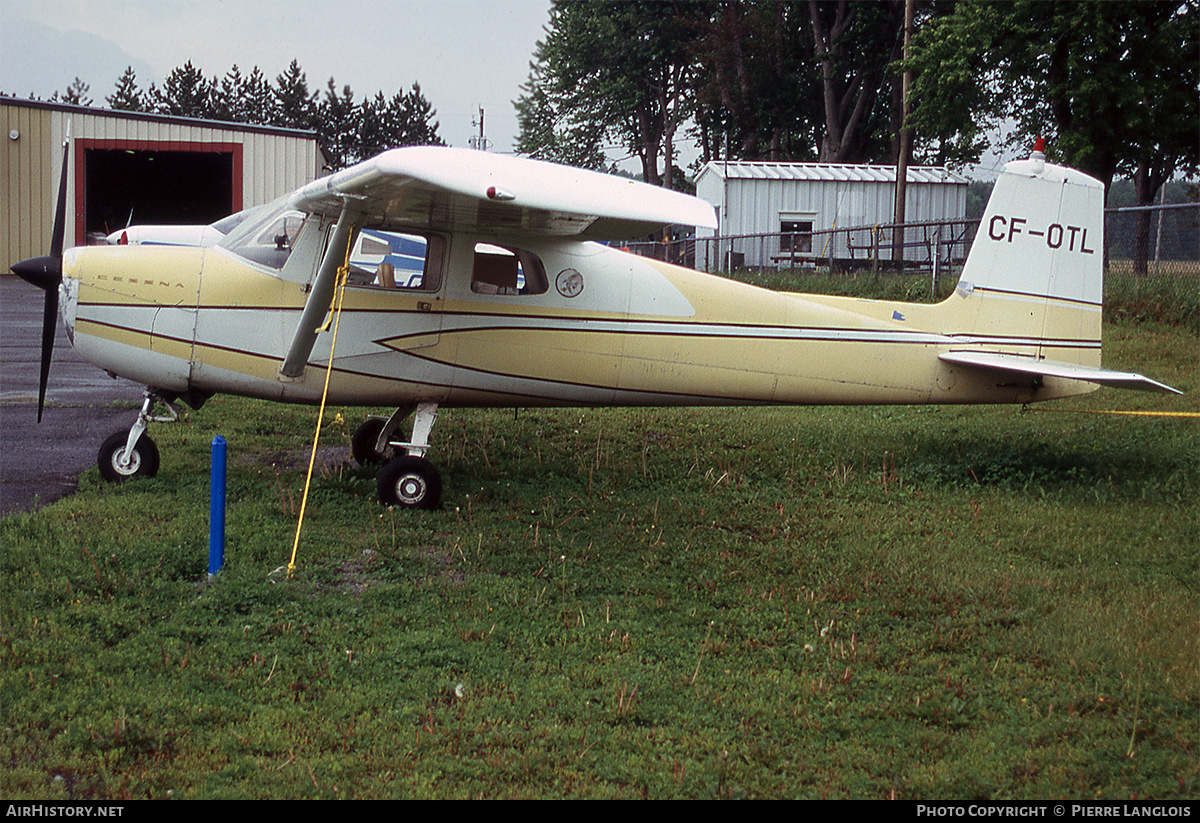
11,142,1179,509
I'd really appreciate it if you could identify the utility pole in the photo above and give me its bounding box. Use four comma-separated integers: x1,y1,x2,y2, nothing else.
470,106,491,151
893,0,915,266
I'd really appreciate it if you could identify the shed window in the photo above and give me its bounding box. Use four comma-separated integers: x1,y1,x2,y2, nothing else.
780,220,813,254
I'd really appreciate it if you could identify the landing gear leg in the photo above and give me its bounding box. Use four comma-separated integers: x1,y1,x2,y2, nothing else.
97,390,177,483
375,402,442,509
351,404,414,466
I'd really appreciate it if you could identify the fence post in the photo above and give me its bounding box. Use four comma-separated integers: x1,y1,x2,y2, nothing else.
872,226,880,276
932,230,940,297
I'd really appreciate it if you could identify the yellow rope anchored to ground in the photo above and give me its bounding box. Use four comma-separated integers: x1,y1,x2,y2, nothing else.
286,241,353,577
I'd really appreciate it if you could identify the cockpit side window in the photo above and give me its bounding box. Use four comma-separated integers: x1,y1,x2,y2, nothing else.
346,229,445,292
470,243,548,295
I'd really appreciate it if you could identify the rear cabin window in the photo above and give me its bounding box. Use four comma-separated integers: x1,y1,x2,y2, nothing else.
470,244,548,295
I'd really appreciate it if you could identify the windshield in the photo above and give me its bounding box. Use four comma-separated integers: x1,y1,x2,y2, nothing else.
211,204,266,236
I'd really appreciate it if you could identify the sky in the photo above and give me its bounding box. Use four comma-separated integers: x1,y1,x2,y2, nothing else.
0,0,1022,179
0,0,553,153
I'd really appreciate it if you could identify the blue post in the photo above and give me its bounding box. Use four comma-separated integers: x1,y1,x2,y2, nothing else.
209,436,227,579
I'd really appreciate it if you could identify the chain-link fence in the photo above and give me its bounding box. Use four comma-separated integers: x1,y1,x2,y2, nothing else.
1104,203,1199,278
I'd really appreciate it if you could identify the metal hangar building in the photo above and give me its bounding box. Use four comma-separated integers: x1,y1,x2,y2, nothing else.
2,96,325,271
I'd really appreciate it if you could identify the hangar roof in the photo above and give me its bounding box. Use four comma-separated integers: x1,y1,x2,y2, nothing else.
1,96,317,140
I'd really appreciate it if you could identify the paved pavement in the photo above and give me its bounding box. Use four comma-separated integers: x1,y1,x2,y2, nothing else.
0,275,144,516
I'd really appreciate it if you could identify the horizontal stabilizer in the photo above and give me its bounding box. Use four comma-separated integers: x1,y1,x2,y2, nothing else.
940,351,1181,395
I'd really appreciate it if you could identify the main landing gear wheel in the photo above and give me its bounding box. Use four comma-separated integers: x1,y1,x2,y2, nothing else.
377,455,442,509
351,418,393,466
98,431,160,482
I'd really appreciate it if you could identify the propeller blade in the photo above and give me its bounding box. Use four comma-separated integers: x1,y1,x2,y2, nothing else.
50,139,70,259
36,288,59,423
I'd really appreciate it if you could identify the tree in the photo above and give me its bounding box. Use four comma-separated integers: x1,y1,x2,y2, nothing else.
517,0,698,188
241,67,276,126
390,82,443,148
150,61,215,118
808,0,908,163
690,1,821,163
514,60,608,169
1122,2,1199,271
51,77,93,107
518,0,933,180
909,2,1198,182
273,60,318,131
908,0,1199,271
106,67,145,112
358,84,444,161
318,79,361,169
211,65,260,123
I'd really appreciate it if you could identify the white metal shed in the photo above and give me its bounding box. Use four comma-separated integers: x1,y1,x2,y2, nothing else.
694,160,968,270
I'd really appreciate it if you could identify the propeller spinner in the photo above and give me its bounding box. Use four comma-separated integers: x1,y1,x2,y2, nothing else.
10,141,70,422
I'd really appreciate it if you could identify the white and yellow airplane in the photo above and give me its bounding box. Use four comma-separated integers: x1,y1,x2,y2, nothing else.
12,142,1178,508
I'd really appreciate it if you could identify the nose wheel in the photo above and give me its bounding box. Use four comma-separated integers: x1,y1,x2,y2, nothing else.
97,390,177,483
98,431,159,482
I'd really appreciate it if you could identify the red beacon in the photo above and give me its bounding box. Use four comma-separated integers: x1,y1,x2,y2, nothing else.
1031,137,1046,173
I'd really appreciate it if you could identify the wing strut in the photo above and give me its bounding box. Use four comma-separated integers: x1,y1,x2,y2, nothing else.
280,206,361,379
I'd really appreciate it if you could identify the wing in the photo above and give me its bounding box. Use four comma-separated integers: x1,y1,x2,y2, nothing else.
939,351,1181,394
293,146,717,240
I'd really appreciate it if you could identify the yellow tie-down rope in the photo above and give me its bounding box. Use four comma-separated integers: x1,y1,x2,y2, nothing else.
286,239,354,577
1023,405,1200,419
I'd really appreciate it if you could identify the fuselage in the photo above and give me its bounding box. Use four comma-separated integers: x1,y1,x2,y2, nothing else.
59,217,1097,413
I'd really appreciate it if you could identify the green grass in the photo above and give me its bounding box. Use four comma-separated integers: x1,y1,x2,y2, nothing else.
2,316,1196,799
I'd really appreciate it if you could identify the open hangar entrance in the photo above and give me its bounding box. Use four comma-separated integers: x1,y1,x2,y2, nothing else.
75,140,243,244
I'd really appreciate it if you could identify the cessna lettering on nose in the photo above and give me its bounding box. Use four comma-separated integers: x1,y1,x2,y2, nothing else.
987,216,1095,254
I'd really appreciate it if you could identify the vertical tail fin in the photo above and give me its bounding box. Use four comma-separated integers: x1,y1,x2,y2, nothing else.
941,149,1178,395
952,149,1105,367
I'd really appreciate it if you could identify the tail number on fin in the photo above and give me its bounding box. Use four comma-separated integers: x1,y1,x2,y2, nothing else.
988,216,1095,254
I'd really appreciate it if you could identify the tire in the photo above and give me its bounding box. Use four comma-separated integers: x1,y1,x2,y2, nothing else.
98,431,160,483
352,418,393,466
376,455,442,509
